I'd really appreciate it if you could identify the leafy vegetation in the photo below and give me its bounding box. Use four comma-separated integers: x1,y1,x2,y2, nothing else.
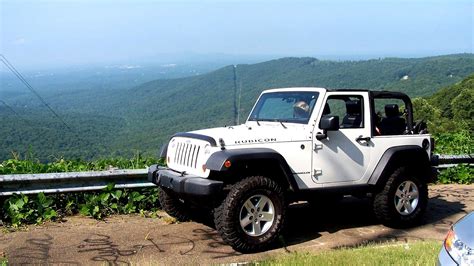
3,193,57,226
257,241,440,265
1,54,473,161
78,183,160,220
0,152,161,174
411,74,473,184
1,186,161,227
413,73,474,135
438,165,474,184
434,131,473,155
0,156,162,227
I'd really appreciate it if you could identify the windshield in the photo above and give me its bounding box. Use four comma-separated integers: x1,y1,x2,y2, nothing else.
248,91,319,124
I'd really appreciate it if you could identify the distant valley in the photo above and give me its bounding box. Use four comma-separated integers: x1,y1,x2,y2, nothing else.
1,54,473,161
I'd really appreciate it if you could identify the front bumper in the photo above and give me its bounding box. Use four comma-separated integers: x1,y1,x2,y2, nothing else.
148,164,223,196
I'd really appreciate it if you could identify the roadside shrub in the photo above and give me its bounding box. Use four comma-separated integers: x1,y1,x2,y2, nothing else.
0,155,163,227
434,131,473,155
2,193,57,227
432,131,473,184
78,184,160,219
0,153,163,174
438,164,474,184
1,185,160,227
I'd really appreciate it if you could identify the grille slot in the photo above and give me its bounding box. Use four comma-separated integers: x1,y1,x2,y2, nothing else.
174,143,181,163
194,146,200,168
181,144,187,165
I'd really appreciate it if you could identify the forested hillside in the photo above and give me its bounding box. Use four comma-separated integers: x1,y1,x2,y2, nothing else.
1,54,473,161
413,73,474,134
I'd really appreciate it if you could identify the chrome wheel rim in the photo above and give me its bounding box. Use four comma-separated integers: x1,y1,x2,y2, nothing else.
394,180,419,216
239,194,275,236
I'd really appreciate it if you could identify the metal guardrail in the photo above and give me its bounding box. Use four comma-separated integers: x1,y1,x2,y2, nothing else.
433,154,474,170
0,154,472,196
437,154,473,165
0,169,152,196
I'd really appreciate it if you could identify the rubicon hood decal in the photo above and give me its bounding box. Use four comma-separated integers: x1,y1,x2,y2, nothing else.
234,138,277,144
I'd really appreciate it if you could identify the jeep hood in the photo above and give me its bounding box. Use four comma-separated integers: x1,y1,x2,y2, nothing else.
189,123,311,146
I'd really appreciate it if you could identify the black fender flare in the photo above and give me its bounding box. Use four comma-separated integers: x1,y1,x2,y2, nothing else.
368,145,433,188
205,148,299,191
159,132,218,159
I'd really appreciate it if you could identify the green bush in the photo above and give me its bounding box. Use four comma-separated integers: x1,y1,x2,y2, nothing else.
0,153,163,175
0,156,163,227
3,193,57,227
438,165,474,184
431,131,473,184
434,131,474,155
1,185,161,227
78,184,160,219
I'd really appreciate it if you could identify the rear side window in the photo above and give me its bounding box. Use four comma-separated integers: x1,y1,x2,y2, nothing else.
373,98,407,135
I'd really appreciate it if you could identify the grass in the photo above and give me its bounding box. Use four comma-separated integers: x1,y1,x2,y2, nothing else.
258,240,441,265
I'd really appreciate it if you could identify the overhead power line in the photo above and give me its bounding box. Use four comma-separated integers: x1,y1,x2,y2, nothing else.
0,54,72,131
0,99,21,116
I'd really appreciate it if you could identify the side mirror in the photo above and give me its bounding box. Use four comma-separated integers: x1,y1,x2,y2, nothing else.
320,115,340,131
317,116,339,140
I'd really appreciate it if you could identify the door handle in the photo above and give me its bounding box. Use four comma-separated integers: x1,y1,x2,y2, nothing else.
356,135,371,145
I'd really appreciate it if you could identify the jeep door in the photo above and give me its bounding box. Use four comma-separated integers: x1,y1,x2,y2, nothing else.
312,92,372,185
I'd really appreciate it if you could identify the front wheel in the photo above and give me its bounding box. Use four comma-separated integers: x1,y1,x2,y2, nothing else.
158,187,191,221
373,167,428,228
214,176,286,253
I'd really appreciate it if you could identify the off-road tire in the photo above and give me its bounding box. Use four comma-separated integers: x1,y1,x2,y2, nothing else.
158,187,191,221
214,176,286,253
373,167,428,228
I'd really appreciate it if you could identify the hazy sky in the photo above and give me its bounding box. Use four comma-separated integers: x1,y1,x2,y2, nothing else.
1,0,473,68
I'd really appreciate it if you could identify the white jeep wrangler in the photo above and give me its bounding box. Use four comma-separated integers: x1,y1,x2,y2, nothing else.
148,87,436,252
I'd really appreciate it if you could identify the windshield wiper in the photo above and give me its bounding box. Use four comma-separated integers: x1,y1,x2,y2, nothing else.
279,121,287,129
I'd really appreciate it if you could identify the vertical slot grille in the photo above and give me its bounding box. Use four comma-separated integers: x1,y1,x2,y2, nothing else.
172,140,202,170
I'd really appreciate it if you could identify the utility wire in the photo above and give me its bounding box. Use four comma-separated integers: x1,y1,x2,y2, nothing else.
0,54,72,131
0,99,21,117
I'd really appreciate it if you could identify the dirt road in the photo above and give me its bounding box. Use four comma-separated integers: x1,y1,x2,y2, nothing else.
1,184,472,265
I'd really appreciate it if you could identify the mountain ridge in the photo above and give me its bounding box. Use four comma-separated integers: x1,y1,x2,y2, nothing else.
1,53,473,161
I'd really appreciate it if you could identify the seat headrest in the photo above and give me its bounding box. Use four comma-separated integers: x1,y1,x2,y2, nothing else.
346,100,361,115
385,104,400,117
323,103,331,115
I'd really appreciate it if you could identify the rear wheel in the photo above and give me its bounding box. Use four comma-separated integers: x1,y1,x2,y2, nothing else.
214,176,286,253
373,167,428,228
